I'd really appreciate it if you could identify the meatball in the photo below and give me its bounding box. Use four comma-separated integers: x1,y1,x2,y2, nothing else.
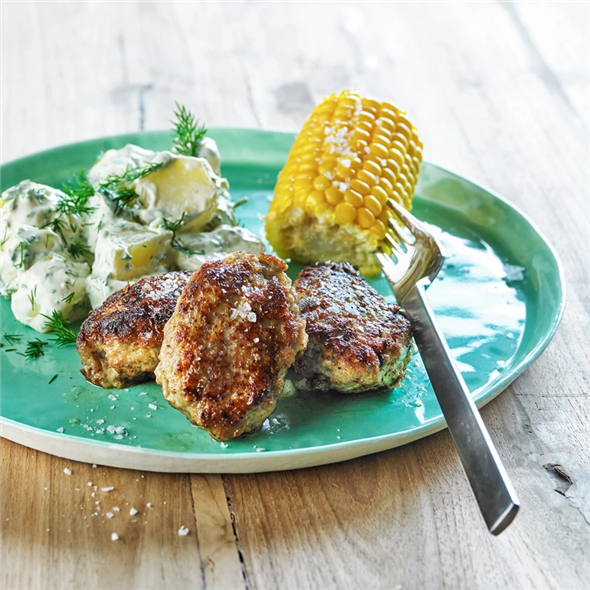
293,262,413,393
77,271,192,389
155,252,307,441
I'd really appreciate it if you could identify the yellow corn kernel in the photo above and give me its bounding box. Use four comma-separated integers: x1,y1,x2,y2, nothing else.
364,194,383,216
362,159,381,178
313,175,332,191
325,186,344,205
335,202,357,224
357,207,376,229
371,185,389,206
357,169,378,187
371,219,387,240
344,189,364,208
350,178,371,196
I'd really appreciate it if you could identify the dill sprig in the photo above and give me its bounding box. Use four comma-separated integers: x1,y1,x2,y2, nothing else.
171,102,207,157
98,162,164,214
162,213,204,256
62,292,76,305
3,333,23,346
19,338,48,359
49,374,58,384
68,241,92,259
42,310,77,346
59,170,95,217
28,286,37,311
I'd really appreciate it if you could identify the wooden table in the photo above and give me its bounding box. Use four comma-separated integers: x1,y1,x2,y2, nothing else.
1,3,589,589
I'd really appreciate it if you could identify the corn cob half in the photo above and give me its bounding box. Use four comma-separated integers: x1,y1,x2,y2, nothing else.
265,90,422,276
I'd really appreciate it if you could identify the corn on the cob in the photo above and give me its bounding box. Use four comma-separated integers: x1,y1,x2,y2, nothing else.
265,90,422,276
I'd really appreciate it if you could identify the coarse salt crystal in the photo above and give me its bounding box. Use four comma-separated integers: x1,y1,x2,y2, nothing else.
106,512,114,519
95,419,104,425
113,507,120,512
146,502,153,508
178,526,189,536
108,394,117,401
63,468,72,475
256,448,266,453
57,427,64,433
139,392,147,396
130,507,138,516
247,312,257,322
101,487,114,492
111,533,119,541
220,442,228,449
148,404,157,410
253,337,259,343
87,482,92,486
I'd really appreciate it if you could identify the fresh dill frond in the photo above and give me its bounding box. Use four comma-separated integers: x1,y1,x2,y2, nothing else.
42,216,67,243
162,212,205,256
14,242,26,269
68,241,92,259
42,310,77,346
98,162,164,214
3,333,23,346
61,292,76,305
171,102,207,157
28,286,37,311
59,170,95,217
49,374,58,384
0,227,9,250
20,338,48,359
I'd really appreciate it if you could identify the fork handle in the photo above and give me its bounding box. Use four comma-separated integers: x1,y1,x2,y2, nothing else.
402,282,520,535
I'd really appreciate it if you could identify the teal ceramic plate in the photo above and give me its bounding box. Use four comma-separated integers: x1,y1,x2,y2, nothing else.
0,130,565,472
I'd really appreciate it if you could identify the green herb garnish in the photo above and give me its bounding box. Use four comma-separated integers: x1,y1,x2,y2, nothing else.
42,310,77,346
59,170,95,217
68,241,91,259
61,292,76,305
162,212,204,256
3,334,22,346
28,286,37,311
171,102,207,157
98,162,164,214
19,338,48,359
49,374,58,384
14,242,26,269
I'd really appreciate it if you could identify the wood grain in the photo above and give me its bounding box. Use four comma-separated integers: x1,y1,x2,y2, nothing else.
1,2,589,589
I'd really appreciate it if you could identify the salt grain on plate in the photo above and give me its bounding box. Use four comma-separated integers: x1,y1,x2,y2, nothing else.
148,404,157,410
106,512,114,519
178,526,190,536
57,427,64,433
112,507,120,512
101,487,114,492
146,503,152,508
130,507,138,516
111,533,119,541
63,468,71,475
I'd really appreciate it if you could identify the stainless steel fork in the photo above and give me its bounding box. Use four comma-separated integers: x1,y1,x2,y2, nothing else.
376,197,520,535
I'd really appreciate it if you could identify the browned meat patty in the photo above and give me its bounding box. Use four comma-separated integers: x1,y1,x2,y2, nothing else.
293,262,413,393
155,252,307,441
77,271,192,389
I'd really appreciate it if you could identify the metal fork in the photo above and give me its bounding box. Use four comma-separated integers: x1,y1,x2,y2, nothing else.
376,197,520,535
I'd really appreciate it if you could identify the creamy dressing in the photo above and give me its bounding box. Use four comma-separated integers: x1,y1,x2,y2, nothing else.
1,140,265,332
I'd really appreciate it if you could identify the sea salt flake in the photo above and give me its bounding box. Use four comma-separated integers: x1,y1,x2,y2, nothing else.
101,487,114,492
178,526,190,536
130,507,138,516
63,468,72,475
253,337,259,343
95,419,105,425
220,442,228,449
148,404,157,410
106,512,114,519
146,502,153,508
113,507,120,512
111,533,119,541
108,394,117,401
57,427,64,433
247,312,257,322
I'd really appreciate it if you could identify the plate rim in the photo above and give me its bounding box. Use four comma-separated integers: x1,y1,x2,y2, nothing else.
0,129,566,472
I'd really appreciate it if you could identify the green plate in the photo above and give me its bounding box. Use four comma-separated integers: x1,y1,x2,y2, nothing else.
0,130,565,472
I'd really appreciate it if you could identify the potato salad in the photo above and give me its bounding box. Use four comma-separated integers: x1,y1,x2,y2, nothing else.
0,113,264,333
